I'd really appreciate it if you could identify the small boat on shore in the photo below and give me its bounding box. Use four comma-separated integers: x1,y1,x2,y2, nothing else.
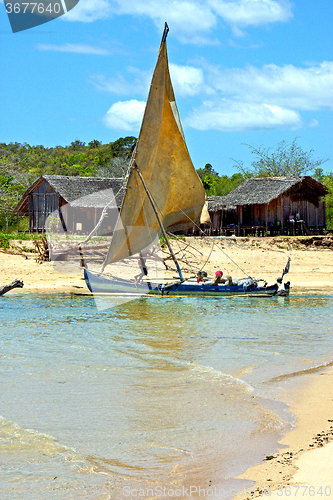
83,24,290,298
84,267,290,296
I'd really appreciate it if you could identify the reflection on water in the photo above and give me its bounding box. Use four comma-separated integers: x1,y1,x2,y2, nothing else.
1,292,332,499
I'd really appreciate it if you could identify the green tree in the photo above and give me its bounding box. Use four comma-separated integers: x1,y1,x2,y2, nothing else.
0,137,138,231
233,138,328,178
196,163,218,182
196,163,245,197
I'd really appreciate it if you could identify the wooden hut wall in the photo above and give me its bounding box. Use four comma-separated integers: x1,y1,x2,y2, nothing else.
211,211,221,232
61,206,121,235
254,196,326,229
307,200,325,228
28,179,60,232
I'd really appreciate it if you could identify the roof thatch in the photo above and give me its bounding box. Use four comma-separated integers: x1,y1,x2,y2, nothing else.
216,176,328,209
207,196,226,211
14,175,125,215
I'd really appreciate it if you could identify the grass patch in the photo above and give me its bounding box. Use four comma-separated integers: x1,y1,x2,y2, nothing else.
0,233,42,250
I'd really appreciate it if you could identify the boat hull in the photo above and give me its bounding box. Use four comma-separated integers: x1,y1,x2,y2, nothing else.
84,269,288,297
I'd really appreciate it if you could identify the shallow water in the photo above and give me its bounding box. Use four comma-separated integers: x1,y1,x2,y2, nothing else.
1,292,332,499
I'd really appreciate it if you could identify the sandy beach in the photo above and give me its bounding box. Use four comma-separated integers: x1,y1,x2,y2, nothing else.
1,235,332,499
232,366,333,500
1,235,333,293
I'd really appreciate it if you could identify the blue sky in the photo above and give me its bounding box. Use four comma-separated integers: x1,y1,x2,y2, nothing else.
0,0,332,176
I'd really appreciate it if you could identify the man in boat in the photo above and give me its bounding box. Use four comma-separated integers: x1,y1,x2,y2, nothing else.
266,277,289,296
275,277,290,296
213,270,234,286
197,271,208,283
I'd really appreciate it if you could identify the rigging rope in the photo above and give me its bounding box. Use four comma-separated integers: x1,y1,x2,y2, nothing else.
169,201,252,278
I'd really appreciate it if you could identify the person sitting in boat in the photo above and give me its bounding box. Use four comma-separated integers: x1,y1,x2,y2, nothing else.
275,277,289,296
214,270,224,284
197,270,208,283
214,270,233,286
266,277,289,296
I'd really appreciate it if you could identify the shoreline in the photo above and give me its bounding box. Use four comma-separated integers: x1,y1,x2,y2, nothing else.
1,236,333,294
232,366,333,500
1,241,332,499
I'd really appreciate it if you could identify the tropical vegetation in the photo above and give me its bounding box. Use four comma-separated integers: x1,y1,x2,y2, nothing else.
0,136,332,232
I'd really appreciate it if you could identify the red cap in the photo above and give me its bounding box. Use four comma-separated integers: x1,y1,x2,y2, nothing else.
215,270,223,276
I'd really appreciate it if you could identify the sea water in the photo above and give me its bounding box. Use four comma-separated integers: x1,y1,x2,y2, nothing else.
1,292,333,500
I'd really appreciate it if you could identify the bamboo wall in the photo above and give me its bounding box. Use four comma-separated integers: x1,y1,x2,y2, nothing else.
209,194,326,234
28,180,60,233
28,180,120,234
251,195,326,229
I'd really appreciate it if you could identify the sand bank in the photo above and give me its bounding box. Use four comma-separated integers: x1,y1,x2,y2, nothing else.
233,366,333,500
1,236,332,293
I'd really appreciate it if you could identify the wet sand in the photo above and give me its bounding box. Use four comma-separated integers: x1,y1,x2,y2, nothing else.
233,366,333,500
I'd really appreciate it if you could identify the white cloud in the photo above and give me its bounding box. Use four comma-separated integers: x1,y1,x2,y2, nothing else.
97,58,333,132
97,60,333,132
169,64,214,97
110,1,217,40
103,100,146,130
61,0,292,40
90,68,151,95
186,101,302,131
63,0,111,22
209,0,292,30
184,60,333,132
308,119,319,128
35,43,109,55
207,61,333,110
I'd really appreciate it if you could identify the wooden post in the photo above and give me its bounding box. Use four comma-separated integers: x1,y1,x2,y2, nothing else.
323,201,326,230
42,194,46,233
266,204,268,233
36,195,40,233
281,197,284,234
237,206,239,236
6,209,9,234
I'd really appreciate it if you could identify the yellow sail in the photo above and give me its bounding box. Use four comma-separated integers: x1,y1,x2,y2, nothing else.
103,26,207,267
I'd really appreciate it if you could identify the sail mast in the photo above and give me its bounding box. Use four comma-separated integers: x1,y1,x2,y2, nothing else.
132,24,184,282
134,163,184,282
101,22,207,273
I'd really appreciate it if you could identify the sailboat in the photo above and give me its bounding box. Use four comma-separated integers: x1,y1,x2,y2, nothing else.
83,24,290,297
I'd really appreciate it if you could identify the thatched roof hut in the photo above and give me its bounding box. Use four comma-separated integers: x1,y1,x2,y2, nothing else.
14,175,125,215
13,175,125,233
208,176,328,236
221,176,327,208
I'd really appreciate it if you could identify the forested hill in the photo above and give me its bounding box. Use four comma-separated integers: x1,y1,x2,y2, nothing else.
0,138,244,210
0,137,137,181
0,138,136,229
0,138,332,230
